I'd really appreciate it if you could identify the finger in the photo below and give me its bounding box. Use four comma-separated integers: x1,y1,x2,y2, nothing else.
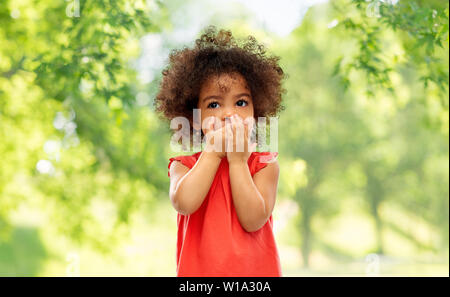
237,116,248,152
231,115,237,134
233,115,244,151
246,118,256,144
225,116,231,127
225,124,233,152
244,125,249,150
237,116,247,138
244,117,255,133
229,116,237,150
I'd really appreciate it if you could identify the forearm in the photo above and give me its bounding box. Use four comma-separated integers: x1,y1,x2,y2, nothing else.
173,151,222,215
229,161,267,232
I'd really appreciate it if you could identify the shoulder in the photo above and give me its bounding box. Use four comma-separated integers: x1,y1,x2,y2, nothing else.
168,151,202,177
249,151,279,177
254,151,278,163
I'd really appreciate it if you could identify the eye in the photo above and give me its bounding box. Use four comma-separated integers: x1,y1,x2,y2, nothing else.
236,99,248,107
207,101,220,109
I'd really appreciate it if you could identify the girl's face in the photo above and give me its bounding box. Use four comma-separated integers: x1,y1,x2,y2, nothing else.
196,72,254,134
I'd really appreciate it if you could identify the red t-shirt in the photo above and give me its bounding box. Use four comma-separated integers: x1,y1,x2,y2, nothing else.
168,151,282,277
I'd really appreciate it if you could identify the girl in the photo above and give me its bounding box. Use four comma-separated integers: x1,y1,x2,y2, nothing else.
154,26,286,277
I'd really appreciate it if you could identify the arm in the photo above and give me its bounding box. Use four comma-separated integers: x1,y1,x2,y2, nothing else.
228,159,279,232
169,151,222,215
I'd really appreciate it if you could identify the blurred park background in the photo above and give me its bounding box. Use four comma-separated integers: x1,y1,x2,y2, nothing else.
0,0,448,276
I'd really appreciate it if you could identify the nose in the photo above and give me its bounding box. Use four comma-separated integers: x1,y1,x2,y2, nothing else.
221,112,235,126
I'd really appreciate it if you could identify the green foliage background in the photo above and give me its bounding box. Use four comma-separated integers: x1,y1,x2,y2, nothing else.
0,0,448,276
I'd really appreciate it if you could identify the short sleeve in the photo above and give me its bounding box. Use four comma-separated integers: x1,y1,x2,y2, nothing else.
168,155,196,177
252,152,279,175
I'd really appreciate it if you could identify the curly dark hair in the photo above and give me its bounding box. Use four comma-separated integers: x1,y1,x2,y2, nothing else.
154,25,287,146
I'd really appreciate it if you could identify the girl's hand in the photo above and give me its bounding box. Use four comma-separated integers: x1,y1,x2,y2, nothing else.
203,117,227,160
226,114,257,164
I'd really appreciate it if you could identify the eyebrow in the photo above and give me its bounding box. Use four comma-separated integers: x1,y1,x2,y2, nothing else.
202,93,251,102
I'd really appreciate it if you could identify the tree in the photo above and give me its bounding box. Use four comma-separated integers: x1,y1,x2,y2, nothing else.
332,0,449,128
0,0,170,251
